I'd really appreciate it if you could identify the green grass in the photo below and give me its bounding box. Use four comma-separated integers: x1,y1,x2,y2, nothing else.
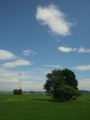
0,94,90,120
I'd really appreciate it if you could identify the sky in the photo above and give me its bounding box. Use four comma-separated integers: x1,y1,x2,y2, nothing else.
0,0,90,91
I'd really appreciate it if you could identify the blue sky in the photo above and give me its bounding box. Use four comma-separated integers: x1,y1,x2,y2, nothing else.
0,0,90,91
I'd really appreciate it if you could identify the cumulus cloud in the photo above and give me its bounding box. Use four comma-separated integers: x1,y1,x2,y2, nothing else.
36,4,74,36
78,79,90,90
46,64,61,68
72,65,90,71
2,59,32,68
0,49,17,60
58,46,90,53
23,50,37,56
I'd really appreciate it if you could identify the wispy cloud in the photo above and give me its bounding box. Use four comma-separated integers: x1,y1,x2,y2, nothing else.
21,81,44,91
23,50,37,56
2,59,32,68
0,49,17,60
42,70,52,74
0,79,44,91
78,79,90,90
78,47,90,53
46,65,61,68
58,46,90,53
36,4,74,36
72,65,90,71
34,68,44,71
0,69,45,91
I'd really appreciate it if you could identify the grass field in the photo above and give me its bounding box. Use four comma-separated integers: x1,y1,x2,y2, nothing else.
0,93,90,120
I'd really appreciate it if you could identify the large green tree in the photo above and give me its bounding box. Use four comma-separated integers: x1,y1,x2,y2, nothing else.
44,69,80,101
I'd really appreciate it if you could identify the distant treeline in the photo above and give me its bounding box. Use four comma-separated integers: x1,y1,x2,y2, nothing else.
0,90,90,94
79,90,90,94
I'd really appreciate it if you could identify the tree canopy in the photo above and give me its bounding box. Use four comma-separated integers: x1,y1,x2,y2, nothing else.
44,68,81,101
13,89,23,95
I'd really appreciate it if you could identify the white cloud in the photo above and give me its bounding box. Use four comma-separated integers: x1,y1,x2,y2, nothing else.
0,49,17,60
0,67,6,71
58,46,90,53
78,79,90,90
22,74,44,81
23,50,37,56
46,65,61,68
2,59,32,68
2,81,44,91
36,4,74,36
0,68,90,91
0,70,20,84
78,47,90,53
72,65,90,71
58,46,76,52
34,68,44,71
0,69,45,91
0,70,44,83
42,70,52,74
21,81,44,91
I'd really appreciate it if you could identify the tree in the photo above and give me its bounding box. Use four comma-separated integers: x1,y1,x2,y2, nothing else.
13,89,23,95
44,69,64,96
44,69,81,101
53,84,78,101
18,89,23,95
13,89,18,95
